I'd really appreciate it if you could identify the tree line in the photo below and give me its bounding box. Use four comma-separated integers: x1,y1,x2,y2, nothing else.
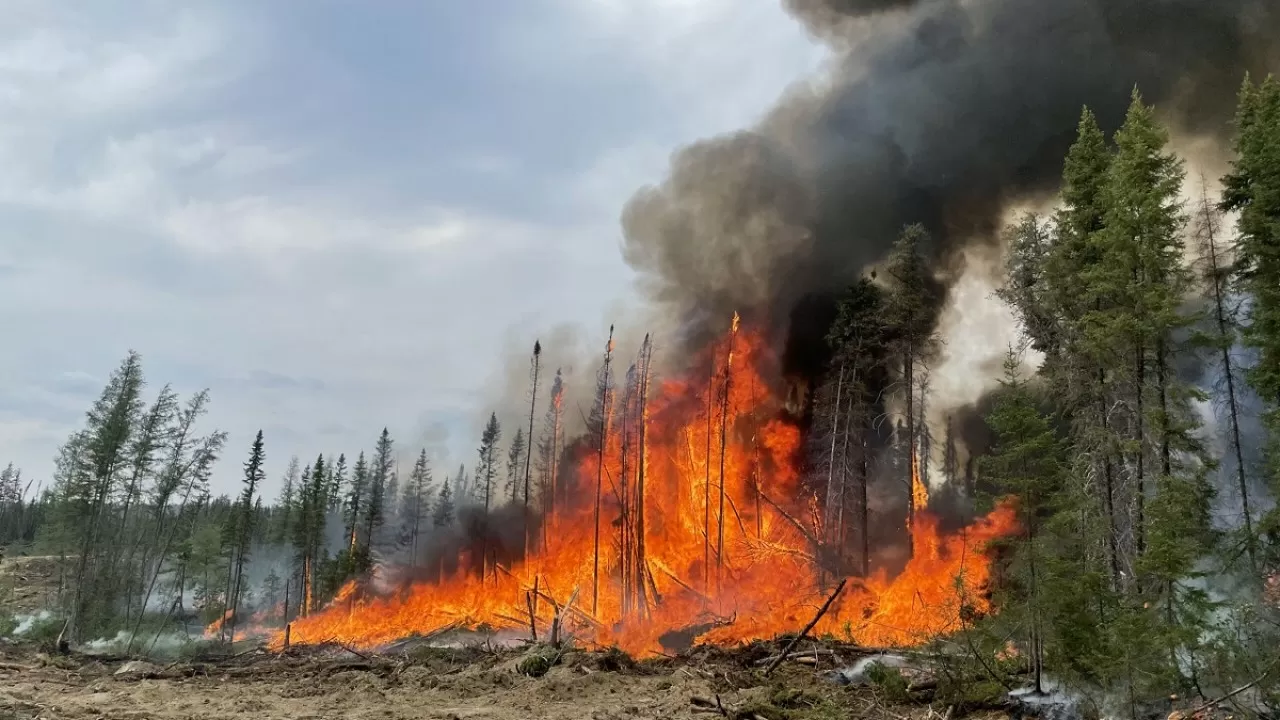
799,81,1280,711
0,341,573,647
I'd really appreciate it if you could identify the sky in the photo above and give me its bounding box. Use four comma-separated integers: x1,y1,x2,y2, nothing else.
0,0,827,496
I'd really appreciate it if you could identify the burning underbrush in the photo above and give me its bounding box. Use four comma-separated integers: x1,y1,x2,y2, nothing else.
212,321,1020,660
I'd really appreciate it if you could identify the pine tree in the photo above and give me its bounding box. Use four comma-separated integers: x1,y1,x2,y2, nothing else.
328,453,347,513
817,276,888,575
1089,90,1207,585
345,452,368,550
1222,75,1280,552
227,430,265,641
401,449,433,566
884,226,939,554
1192,189,1256,569
505,428,526,506
453,464,469,506
980,349,1069,693
1046,106,1123,590
364,428,394,553
274,457,301,545
433,480,455,528
59,351,146,639
476,414,502,512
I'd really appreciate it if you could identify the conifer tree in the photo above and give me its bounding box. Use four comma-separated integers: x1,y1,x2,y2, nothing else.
227,430,264,641
328,453,347,513
884,226,939,554
363,429,394,552
433,479,455,528
504,428,526,506
345,452,368,550
1222,75,1280,550
1090,91,1206,584
476,414,502,512
1193,189,1256,569
981,349,1069,693
817,276,888,575
401,449,433,565
1046,107,1123,590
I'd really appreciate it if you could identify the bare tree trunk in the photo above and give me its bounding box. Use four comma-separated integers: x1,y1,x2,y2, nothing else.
1199,189,1255,569
1135,335,1147,559
716,314,739,595
635,335,653,617
1099,367,1121,591
904,349,916,558
522,341,542,556
593,327,615,616
825,362,846,551
703,355,714,599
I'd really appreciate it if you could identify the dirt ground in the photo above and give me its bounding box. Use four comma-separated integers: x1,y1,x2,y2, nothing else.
0,554,61,618
0,639,985,720
0,552,998,720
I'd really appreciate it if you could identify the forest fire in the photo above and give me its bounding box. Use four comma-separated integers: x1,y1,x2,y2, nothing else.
249,321,1019,657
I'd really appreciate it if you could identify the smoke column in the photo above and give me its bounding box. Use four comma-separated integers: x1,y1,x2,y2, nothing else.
621,0,1279,353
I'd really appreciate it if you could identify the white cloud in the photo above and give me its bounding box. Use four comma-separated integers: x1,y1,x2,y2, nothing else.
0,1,826,495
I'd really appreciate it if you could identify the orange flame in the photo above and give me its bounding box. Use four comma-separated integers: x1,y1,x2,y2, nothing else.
259,322,1017,656
910,450,929,523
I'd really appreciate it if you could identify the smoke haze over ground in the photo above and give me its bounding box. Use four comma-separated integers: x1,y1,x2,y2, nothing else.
621,0,1279,355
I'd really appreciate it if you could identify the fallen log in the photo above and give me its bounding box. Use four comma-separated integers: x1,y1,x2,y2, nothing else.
753,649,839,666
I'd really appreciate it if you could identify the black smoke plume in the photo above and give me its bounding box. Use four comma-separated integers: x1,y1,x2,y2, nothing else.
621,0,1279,360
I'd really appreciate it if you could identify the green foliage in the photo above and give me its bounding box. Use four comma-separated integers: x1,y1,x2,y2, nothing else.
1224,75,1280,549
516,647,556,677
476,414,502,511
864,662,910,703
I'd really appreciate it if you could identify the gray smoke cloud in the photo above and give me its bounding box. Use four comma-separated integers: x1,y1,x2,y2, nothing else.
621,0,1280,353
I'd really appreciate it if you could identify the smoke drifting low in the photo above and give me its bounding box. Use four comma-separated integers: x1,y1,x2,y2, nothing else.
622,0,1279,354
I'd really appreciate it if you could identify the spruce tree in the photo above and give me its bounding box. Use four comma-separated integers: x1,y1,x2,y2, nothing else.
328,453,347,513
1223,75,1280,552
433,480,455,528
364,428,394,551
345,452,368,550
820,276,888,575
401,449,433,564
1048,106,1123,590
504,428,526,505
980,349,1075,693
476,414,502,512
884,225,939,553
227,430,264,641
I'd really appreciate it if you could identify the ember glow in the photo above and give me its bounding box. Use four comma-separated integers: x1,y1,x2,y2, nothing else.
246,322,1018,656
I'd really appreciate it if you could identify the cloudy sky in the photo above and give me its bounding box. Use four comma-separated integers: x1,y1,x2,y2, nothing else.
0,1,826,495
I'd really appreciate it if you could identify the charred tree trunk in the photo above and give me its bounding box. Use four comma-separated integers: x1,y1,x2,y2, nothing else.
523,341,542,557
635,335,653,617
716,314,739,595
592,327,615,616
703,355,714,599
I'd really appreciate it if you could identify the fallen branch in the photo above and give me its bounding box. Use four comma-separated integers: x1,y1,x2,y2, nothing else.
1179,660,1278,718
337,642,371,661
753,648,840,666
654,562,711,604
764,579,847,676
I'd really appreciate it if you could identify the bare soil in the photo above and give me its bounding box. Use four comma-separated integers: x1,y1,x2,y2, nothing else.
0,554,61,617
0,639,992,720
